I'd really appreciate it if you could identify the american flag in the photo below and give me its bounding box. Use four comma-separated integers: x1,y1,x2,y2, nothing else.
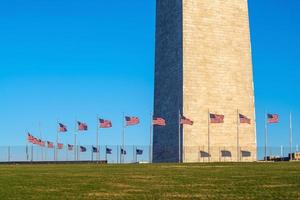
180,116,193,125
80,146,86,152
57,143,63,149
32,137,38,145
106,148,112,154
47,141,54,148
92,146,98,153
121,148,126,155
59,123,67,132
268,114,279,124
37,139,42,146
125,116,140,126
68,144,73,151
27,133,34,143
78,121,88,131
136,149,143,155
239,114,251,124
99,119,112,128
210,113,224,123
153,117,166,126
40,140,46,147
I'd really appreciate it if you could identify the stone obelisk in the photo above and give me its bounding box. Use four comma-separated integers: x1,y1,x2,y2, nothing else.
153,0,256,163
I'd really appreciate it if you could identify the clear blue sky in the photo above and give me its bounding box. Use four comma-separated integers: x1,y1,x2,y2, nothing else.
0,0,299,152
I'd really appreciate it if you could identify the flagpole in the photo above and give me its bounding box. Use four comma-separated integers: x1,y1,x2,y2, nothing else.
149,112,153,163
74,121,77,161
264,110,268,161
44,134,47,161
289,112,293,161
105,145,108,162
26,144,29,161
133,145,135,163
96,116,99,162
122,113,125,164
135,146,137,163
78,145,80,161
56,120,59,161
208,109,211,162
26,131,29,161
237,109,240,162
178,110,181,163
31,144,33,162
66,145,68,161
117,145,119,163
182,113,185,163
39,122,43,161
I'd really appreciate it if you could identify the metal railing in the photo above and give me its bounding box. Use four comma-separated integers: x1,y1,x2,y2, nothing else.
0,145,298,163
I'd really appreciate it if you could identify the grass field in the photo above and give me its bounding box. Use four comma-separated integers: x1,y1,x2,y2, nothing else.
0,162,300,199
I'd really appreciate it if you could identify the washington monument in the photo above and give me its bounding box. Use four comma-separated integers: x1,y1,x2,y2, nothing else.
153,0,256,162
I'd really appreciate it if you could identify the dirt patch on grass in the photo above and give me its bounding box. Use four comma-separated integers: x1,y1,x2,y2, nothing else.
159,165,232,169
88,192,127,197
163,193,207,199
262,184,295,188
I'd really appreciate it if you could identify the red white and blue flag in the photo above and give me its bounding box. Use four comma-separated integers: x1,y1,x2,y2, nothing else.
210,113,224,123
153,117,166,126
47,141,54,148
68,144,73,151
37,139,43,146
136,149,143,155
239,114,251,124
267,114,279,124
57,143,63,149
78,121,88,131
180,116,193,125
41,141,46,147
80,146,86,152
99,118,112,128
59,123,67,132
125,116,140,126
32,137,38,145
27,133,34,143
121,148,126,155
92,146,98,153
106,148,112,154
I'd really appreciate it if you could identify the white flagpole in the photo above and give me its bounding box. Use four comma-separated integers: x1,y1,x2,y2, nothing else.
39,122,43,161
96,116,99,162
135,146,138,163
117,145,119,163
122,113,125,164
74,121,77,161
237,109,240,162
31,144,33,162
26,144,29,161
56,120,59,161
133,145,135,163
182,113,185,163
208,109,211,162
289,112,293,161
105,145,108,162
264,110,268,161
66,145,68,161
26,131,29,161
149,112,153,163
178,110,181,163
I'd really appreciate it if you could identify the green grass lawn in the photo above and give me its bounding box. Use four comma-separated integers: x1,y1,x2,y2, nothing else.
0,162,300,200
